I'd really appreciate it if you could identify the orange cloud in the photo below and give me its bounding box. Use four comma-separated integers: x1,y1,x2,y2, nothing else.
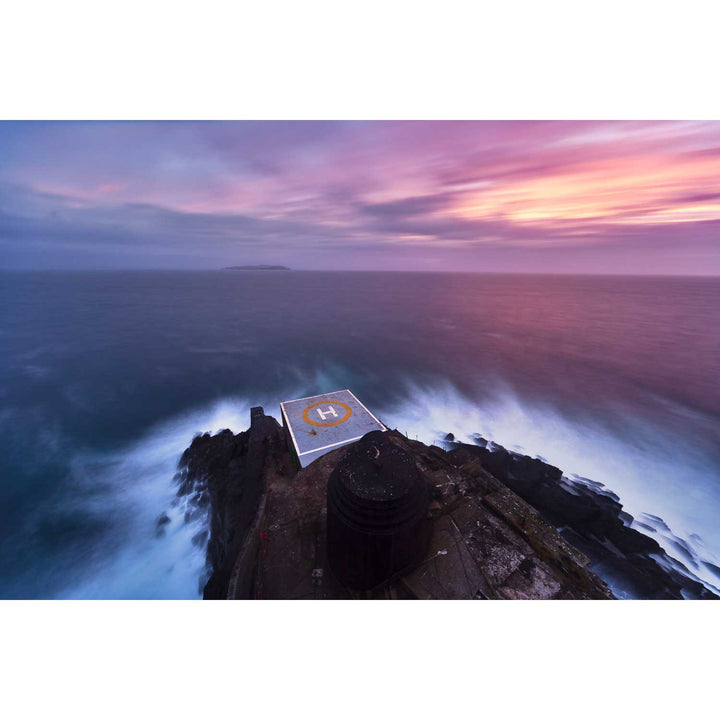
454,152,720,226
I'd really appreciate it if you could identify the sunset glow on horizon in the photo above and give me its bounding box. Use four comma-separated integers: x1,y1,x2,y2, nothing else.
1,120,719,273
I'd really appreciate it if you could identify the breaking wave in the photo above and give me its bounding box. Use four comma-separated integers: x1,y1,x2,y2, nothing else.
378,380,720,596
51,377,338,599
54,398,254,598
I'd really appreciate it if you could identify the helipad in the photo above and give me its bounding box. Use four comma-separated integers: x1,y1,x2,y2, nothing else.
280,389,386,467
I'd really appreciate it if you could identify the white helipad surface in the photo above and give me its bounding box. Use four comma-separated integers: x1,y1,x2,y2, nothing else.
280,389,386,467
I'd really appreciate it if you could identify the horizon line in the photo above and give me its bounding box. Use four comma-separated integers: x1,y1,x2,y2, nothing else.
2,268,720,278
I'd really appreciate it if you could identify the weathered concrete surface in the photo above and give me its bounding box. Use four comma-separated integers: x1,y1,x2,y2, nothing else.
390,434,612,599
257,429,612,598
256,446,351,599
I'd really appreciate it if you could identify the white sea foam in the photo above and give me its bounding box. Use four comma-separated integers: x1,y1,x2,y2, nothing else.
57,397,256,599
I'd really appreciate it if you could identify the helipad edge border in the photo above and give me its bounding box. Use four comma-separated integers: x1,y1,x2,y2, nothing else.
346,390,387,430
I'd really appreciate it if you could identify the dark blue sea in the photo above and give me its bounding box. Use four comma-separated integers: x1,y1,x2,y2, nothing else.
1,271,719,598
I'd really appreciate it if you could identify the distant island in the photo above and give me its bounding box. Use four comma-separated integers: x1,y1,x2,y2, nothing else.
223,265,291,271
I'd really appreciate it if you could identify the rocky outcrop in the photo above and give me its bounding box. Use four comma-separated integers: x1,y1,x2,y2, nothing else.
443,436,718,599
174,411,717,599
175,409,292,598
175,412,609,598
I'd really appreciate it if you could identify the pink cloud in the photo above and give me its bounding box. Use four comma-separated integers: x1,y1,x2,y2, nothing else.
1,121,719,272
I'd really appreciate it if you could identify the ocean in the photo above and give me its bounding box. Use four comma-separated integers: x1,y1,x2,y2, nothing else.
1,270,718,598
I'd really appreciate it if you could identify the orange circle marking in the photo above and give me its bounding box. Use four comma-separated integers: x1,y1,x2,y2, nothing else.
302,400,352,427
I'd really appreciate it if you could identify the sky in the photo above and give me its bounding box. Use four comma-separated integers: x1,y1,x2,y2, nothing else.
1,120,719,273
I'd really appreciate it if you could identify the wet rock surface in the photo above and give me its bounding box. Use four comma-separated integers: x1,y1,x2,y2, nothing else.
443,438,719,599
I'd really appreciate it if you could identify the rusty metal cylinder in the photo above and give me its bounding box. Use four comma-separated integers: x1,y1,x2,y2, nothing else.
327,431,430,590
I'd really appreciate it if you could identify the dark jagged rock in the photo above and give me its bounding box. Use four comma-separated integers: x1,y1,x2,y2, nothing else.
175,409,292,599
154,513,171,537
175,409,717,600
191,530,208,548
444,438,718,599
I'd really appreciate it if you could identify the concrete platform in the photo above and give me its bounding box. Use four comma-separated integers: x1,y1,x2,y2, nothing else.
280,389,386,467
